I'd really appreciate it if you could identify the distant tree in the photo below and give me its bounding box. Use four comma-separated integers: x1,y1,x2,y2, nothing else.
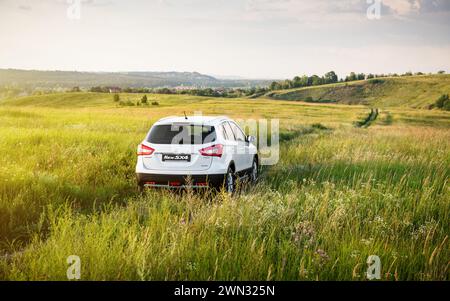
357,73,366,80
345,72,357,82
324,71,338,84
113,94,120,102
270,81,282,90
247,87,257,96
157,88,174,94
415,72,424,76
310,75,322,86
437,70,446,74
293,76,302,88
141,95,148,104
90,86,103,93
71,86,81,92
402,71,413,77
256,87,268,94
300,75,309,86
205,88,215,96
282,80,294,89
367,74,375,79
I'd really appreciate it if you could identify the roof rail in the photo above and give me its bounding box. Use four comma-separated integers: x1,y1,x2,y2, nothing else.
157,116,178,122
211,116,230,122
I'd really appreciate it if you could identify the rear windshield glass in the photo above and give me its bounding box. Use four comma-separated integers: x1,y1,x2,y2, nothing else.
146,124,216,144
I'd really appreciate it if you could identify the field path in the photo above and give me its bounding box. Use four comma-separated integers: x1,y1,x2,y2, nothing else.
356,108,379,127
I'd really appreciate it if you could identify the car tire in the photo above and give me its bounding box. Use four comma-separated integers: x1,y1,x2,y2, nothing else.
225,166,235,194
250,157,258,183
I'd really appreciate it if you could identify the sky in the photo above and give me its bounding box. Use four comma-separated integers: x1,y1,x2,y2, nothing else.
0,0,449,79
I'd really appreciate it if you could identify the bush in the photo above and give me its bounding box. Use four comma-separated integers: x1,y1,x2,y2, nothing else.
119,100,135,106
151,101,159,106
445,102,450,111
435,94,449,110
141,95,148,104
368,79,384,84
113,94,120,102
311,123,329,130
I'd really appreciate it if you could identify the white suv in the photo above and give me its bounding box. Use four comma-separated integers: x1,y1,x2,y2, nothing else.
136,116,258,192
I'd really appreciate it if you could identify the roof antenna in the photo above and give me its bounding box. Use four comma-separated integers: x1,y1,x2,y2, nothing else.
184,111,188,120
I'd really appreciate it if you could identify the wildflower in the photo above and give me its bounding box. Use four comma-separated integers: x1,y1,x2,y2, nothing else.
315,249,330,262
361,238,373,246
291,221,316,248
350,250,360,258
186,261,197,271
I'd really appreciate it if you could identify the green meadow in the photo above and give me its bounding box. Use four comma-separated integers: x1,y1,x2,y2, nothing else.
0,88,448,280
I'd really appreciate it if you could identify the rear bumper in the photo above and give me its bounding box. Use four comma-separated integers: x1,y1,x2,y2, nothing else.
136,173,225,188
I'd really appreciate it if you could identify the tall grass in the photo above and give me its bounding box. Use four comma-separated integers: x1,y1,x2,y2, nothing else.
0,95,448,280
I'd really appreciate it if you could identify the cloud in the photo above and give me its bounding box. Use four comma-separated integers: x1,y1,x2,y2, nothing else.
18,4,32,11
243,0,368,23
83,0,115,7
382,0,420,15
243,0,450,22
418,0,450,13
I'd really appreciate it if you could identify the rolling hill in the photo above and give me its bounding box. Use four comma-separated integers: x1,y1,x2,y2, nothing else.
267,75,450,108
0,69,271,89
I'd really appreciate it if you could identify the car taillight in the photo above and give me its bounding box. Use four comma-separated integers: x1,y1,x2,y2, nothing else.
199,144,223,157
137,144,155,156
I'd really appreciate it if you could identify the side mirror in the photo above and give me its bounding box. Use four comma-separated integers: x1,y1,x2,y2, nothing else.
246,135,256,144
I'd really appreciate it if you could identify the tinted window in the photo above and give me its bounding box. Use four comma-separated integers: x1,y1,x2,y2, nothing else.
230,122,246,141
223,122,235,141
146,124,216,144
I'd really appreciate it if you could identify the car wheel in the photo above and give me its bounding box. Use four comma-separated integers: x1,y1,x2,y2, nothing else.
250,157,258,183
225,167,235,194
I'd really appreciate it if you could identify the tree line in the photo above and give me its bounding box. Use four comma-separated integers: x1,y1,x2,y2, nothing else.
268,70,446,91
85,70,446,97
88,86,269,98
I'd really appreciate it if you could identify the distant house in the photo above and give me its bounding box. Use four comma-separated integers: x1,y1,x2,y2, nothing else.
108,87,122,93
215,88,226,94
174,86,195,91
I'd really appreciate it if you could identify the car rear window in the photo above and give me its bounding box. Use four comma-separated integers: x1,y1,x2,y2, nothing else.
146,124,216,144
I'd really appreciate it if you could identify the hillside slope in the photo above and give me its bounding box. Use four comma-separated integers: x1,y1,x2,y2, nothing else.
0,69,272,89
267,75,450,108
0,69,220,89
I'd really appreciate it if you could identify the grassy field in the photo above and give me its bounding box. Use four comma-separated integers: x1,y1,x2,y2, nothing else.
0,92,448,280
268,74,450,109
